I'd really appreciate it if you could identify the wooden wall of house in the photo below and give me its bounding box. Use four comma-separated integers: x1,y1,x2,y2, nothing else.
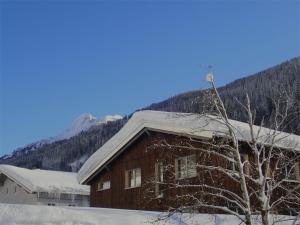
89,131,243,211
89,130,299,213
90,132,153,209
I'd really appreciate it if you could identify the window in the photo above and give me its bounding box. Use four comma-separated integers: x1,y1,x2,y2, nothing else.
285,163,299,181
60,193,73,200
125,168,141,188
14,186,17,193
296,163,300,181
175,155,197,180
155,162,164,197
227,160,237,172
226,154,249,175
97,180,111,191
265,165,271,178
38,192,59,199
241,154,250,175
75,195,85,201
156,162,164,183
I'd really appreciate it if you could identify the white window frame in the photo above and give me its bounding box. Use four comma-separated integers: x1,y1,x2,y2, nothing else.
125,168,141,189
97,180,111,191
155,162,164,198
295,162,300,181
285,163,300,181
227,160,237,172
175,155,197,180
227,154,249,175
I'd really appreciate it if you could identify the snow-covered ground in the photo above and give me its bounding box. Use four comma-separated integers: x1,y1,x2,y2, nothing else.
0,203,297,225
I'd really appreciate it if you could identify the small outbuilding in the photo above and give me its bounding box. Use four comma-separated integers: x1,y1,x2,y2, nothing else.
0,165,90,207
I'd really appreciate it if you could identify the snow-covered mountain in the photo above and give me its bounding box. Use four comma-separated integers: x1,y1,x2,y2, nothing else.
55,113,123,141
1,113,123,160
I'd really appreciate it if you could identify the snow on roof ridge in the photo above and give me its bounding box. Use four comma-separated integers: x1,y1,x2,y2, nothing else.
0,164,90,195
77,110,300,184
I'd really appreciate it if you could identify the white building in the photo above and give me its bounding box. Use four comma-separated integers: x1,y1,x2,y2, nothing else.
0,165,90,207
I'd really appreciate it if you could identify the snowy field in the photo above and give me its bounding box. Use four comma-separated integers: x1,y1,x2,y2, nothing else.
0,203,297,225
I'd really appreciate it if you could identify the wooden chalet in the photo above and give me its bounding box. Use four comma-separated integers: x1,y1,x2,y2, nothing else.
77,110,300,213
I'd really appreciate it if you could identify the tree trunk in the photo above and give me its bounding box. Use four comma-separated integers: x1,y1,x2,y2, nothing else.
245,213,252,225
261,209,269,225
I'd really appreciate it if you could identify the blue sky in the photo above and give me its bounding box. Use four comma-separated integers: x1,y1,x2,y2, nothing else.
0,0,300,155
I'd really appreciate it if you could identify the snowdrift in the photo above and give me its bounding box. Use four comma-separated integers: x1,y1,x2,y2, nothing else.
0,203,297,225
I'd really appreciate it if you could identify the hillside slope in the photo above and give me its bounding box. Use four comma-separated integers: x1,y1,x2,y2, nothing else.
146,57,300,134
1,57,299,171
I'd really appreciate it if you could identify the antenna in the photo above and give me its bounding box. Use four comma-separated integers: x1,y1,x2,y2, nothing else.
206,64,214,82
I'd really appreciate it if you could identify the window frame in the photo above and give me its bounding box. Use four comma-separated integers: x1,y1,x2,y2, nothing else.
155,162,164,198
97,180,111,191
226,153,249,175
125,168,141,189
295,162,300,181
175,154,197,180
284,163,300,181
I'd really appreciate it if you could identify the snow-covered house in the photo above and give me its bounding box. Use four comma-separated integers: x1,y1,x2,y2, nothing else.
0,165,90,206
77,110,300,212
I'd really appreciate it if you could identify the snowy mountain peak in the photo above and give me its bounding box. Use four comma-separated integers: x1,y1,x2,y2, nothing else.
1,113,123,160
56,113,123,141
103,115,123,122
73,113,97,125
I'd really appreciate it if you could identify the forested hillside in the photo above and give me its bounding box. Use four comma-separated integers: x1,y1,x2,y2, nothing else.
0,119,128,171
1,57,299,171
146,57,300,134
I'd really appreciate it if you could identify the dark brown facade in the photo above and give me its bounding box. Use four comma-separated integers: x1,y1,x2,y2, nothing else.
88,130,300,213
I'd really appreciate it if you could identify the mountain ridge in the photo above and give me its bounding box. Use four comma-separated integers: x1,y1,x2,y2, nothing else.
1,113,123,161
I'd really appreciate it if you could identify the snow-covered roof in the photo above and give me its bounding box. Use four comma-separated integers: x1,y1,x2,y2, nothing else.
0,165,90,195
77,110,300,184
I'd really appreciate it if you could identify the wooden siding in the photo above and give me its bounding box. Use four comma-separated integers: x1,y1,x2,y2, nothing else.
89,130,299,213
90,132,151,209
90,131,237,211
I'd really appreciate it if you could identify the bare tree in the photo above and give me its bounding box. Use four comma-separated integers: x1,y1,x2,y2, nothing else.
144,74,300,225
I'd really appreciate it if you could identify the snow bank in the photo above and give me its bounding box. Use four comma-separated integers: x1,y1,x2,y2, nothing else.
78,110,300,184
0,165,89,195
0,203,297,225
